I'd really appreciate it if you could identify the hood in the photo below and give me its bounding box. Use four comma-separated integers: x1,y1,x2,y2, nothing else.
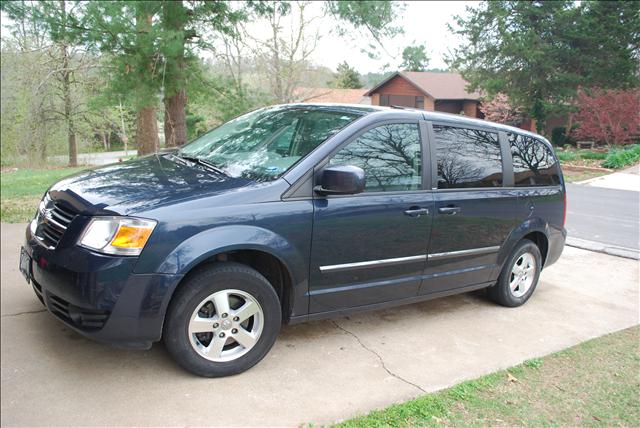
48,154,253,215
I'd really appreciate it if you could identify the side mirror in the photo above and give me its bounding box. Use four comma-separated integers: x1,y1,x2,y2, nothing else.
315,165,365,195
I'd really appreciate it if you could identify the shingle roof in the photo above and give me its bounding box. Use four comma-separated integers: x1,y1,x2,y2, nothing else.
294,87,370,104
366,71,482,101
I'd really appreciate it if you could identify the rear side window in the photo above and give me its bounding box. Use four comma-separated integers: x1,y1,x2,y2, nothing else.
329,123,422,192
509,134,560,186
433,125,502,189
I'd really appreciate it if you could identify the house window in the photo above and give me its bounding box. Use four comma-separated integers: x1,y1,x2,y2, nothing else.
415,96,424,109
380,94,390,106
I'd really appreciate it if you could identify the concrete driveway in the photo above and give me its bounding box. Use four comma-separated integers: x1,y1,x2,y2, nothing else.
1,223,638,427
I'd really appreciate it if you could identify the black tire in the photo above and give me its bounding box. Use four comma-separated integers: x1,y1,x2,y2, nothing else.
488,239,542,307
164,262,281,377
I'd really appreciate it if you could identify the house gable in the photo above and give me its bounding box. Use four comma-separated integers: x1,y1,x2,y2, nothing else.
364,72,432,98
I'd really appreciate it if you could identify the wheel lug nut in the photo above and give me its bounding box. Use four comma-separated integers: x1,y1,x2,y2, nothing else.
219,332,225,338
232,328,238,334
233,316,239,322
221,313,228,318
213,323,219,328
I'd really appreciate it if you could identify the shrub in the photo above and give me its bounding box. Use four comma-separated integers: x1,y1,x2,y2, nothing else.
602,144,640,169
551,127,568,147
571,88,640,146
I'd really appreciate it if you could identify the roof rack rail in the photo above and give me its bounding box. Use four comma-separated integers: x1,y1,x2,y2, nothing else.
390,105,409,109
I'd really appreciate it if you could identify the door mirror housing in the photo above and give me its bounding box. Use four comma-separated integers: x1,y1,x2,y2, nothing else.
315,165,365,195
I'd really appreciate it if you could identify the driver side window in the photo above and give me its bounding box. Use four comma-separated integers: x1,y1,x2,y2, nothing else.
329,123,422,192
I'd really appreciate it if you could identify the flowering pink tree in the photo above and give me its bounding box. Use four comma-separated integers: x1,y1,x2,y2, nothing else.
571,88,640,146
479,93,526,126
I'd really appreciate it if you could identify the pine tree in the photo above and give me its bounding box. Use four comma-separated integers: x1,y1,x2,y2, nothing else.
331,62,363,89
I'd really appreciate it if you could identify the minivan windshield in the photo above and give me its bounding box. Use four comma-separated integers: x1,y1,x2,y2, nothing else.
177,106,362,182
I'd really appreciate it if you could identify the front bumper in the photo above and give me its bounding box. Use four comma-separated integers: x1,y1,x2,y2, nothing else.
23,225,183,349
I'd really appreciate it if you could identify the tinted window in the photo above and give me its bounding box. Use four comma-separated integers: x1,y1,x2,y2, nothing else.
509,133,561,186
434,126,502,189
179,107,359,182
329,123,422,192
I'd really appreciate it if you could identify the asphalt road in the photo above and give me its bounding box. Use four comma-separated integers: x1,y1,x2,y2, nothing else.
566,183,640,250
1,223,638,427
52,150,131,165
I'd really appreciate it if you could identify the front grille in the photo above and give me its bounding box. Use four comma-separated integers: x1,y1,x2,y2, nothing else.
32,278,110,331
34,196,78,249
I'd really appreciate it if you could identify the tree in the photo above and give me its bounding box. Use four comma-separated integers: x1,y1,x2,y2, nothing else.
326,0,403,59
251,1,318,103
449,1,640,133
160,1,242,147
400,44,429,72
2,0,92,166
479,93,526,127
571,88,640,146
331,61,362,89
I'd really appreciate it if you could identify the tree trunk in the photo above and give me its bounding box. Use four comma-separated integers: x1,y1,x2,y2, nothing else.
102,131,109,151
134,8,159,156
60,0,77,167
164,89,187,147
162,0,188,147
136,106,159,156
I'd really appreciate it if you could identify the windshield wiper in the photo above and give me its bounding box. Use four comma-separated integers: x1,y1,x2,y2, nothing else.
177,154,228,176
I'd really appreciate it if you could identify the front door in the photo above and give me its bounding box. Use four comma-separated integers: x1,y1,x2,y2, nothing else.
420,124,515,295
309,122,433,313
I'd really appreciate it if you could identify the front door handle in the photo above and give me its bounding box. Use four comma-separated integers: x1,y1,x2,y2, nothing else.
404,207,430,218
438,206,461,215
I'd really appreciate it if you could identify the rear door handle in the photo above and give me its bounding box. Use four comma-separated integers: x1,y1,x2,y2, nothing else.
438,206,461,215
404,207,430,218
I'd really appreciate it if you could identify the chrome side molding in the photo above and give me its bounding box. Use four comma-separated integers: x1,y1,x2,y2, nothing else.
319,246,500,273
320,254,427,273
428,246,500,260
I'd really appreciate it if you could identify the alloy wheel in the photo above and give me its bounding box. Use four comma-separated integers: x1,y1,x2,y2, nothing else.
509,252,536,298
187,289,264,362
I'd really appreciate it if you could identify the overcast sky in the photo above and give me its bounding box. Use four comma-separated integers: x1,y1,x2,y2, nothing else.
312,1,477,73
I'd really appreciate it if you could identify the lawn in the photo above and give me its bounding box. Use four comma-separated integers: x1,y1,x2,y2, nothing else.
337,326,640,427
556,144,640,170
0,167,88,223
562,169,608,183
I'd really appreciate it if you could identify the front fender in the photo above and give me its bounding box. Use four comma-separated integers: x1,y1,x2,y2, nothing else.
155,225,305,281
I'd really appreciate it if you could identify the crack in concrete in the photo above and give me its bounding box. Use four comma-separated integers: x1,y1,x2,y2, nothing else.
2,309,46,317
331,320,427,394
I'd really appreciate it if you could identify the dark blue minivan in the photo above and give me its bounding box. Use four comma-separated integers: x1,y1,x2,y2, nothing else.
20,104,566,376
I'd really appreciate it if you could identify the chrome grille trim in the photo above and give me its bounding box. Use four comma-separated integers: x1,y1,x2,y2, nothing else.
34,194,78,249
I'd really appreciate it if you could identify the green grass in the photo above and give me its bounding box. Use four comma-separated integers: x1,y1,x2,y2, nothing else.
337,326,640,427
602,144,640,169
578,150,607,160
0,167,87,222
556,151,578,162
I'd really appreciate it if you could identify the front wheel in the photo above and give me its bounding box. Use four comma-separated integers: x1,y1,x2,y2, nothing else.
488,239,542,307
164,262,282,377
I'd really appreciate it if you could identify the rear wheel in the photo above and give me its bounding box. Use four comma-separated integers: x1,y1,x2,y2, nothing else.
488,240,542,307
164,262,281,377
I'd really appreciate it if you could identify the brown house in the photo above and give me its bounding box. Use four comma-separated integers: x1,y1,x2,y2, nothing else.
365,71,483,118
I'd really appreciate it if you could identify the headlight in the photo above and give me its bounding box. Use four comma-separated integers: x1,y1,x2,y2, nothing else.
79,217,157,256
